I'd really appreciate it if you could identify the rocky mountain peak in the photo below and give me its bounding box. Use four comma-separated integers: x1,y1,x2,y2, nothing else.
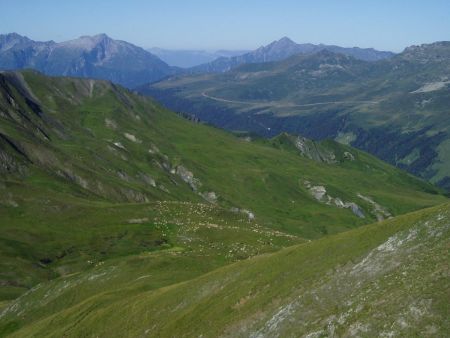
59,33,115,51
92,33,110,41
263,36,297,51
0,33,32,51
274,36,296,46
1,32,28,41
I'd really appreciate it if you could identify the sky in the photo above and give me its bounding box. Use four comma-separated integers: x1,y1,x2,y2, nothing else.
1,0,449,52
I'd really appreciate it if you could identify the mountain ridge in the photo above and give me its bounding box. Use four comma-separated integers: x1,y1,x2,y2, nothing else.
0,33,175,88
189,36,395,73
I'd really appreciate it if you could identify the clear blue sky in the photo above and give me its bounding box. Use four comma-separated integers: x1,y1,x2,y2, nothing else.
1,0,449,52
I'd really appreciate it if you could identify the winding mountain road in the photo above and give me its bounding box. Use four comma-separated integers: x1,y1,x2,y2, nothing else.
201,91,379,107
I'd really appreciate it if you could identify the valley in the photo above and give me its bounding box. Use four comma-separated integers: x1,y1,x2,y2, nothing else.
142,42,450,190
0,70,447,336
1,4,449,335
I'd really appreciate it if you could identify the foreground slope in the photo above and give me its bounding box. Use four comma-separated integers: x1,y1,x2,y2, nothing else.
3,202,449,337
143,41,450,189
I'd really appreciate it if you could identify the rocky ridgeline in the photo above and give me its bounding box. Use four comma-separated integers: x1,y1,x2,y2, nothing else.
295,137,337,163
293,135,355,164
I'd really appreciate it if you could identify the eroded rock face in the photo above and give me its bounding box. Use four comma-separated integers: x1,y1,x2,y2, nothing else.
346,202,365,218
137,173,156,187
148,143,159,154
113,141,126,150
149,145,219,202
117,170,131,182
242,209,255,220
304,180,365,218
343,151,355,161
0,149,27,175
231,207,256,221
123,132,141,143
176,165,201,191
173,164,218,203
201,191,217,203
119,188,149,203
308,185,327,200
357,193,392,221
104,118,117,130
56,168,89,189
295,137,337,164
303,181,392,221
158,184,169,193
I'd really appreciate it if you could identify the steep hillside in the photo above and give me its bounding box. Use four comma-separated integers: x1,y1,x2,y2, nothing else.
2,202,448,337
142,41,450,189
0,33,175,88
189,36,394,73
0,70,443,227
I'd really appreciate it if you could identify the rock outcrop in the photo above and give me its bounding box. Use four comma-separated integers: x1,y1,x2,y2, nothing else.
357,193,392,221
304,180,365,218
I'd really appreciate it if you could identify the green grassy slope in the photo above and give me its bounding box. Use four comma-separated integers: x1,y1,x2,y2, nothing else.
3,202,448,337
0,70,447,336
142,42,450,188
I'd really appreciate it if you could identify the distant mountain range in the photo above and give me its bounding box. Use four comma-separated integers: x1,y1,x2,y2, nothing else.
0,33,175,88
148,47,250,68
140,41,450,190
0,34,395,87
189,37,395,73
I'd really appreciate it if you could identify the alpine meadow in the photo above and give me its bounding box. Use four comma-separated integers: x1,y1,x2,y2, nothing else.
0,1,449,337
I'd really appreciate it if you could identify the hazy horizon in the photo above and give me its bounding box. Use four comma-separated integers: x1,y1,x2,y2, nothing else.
2,0,449,52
